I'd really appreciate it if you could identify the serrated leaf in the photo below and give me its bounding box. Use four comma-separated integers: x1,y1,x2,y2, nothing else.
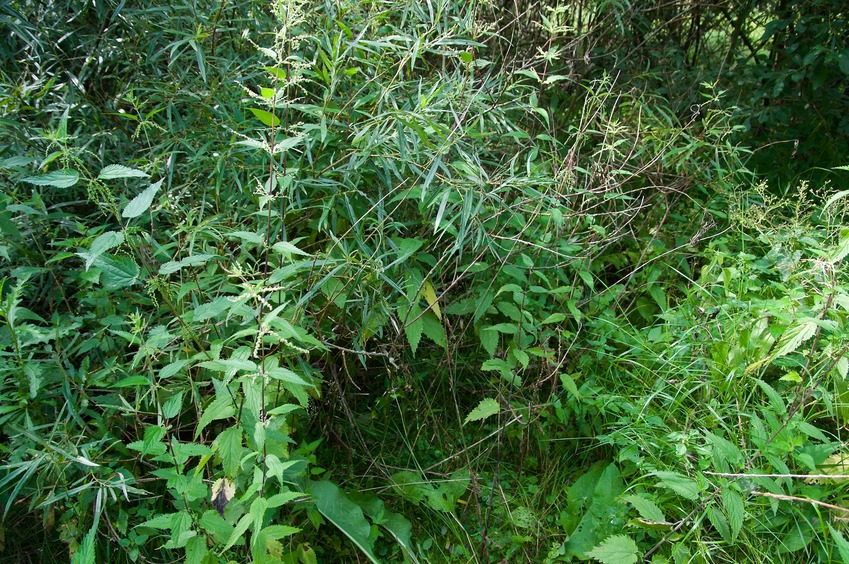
98,164,149,179
94,254,140,289
122,179,163,218
422,279,442,320
421,311,446,348
195,396,236,439
463,398,499,425
654,471,700,500
249,108,281,127
829,524,849,563
707,505,730,541
722,488,744,541
216,427,243,478
272,240,310,257
541,312,566,324
22,169,79,188
623,495,666,523
773,319,817,359
162,392,183,419
79,230,124,271
159,253,218,275
479,327,498,356
400,303,423,356
586,534,638,564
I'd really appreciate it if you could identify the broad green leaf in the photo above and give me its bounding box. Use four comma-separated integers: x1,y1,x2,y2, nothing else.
479,327,498,356
829,524,849,563
93,254,140,289
260,524,300,540
23,169,79,188
79,230,124,271
194,296,236,322
184,535,208,564
722,489,744,541
400,302,423,356
311,480,378,563
98,164,149,179
162,392,183,419
249,107,281,127
541,312,567,324
215,427,243,478
421,311,446,347
198,358,257,373
586,534,638,564
272,240,311,257
706,505,730,542
159,253,218,275
137,512,179,530
266,366,309,386
122,179,163,218
773,319,817,359
195,396,236,439
71,527,96,564
653,471,700,501
463,398,499,425
623,495,666,523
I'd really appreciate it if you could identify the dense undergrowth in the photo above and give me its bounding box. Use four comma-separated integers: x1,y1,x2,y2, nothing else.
2,0,849,562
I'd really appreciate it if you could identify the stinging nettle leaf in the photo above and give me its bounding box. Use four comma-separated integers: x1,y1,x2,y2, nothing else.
22,169,79,188
463,398,499,425
122,179,163,218
586,534,639,564
98,164,149,180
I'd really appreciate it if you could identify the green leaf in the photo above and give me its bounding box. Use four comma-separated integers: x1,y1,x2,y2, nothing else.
722,489,744,541
184,535,208,564
98,164,149,179
773,319,818,359
122,179,163,218
159,253,218,275
23,169,79,188
215,426,243,478
311,480,378,563
421,311,446,348
272,240,311,257
162,392,183,419
654,471,700,501
195,396,236,439
93,254,140,289
829,524,849,563
541,312,566,324
479,327,498,356
71,527,96,564
249,108,281,127
137,512,179,530
623,495,666,523
463,398,499,425
587,534,638,564
400,303,422,356
78,230,124,271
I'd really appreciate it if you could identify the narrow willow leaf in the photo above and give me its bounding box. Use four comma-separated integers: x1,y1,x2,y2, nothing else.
122,179,163,218
22,169,79,188
586,534,638,564
98,164,149,179
463,398,499,425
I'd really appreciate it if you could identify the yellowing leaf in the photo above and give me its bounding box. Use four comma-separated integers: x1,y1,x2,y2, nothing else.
422,279,442,320
211,478,235,517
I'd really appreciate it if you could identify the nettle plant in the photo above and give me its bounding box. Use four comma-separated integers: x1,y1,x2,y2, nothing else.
565,181,849,562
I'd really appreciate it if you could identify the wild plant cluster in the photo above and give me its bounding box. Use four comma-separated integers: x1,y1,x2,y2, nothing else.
1,0,849,562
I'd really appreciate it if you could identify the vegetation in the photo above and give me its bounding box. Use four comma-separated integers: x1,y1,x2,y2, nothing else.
1,0,848,562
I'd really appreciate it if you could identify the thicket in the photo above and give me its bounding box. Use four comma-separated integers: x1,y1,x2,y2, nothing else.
1,0,849,562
